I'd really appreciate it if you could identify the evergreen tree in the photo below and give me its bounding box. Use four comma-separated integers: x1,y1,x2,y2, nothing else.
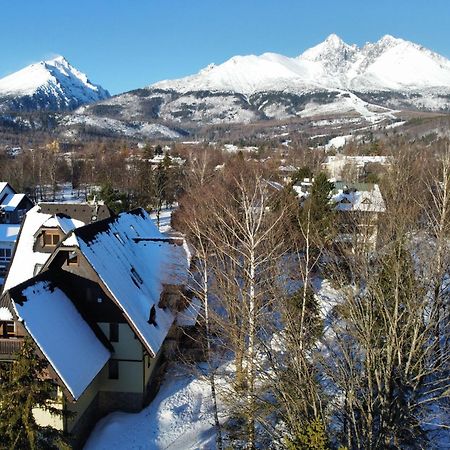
98,182,129,214
299,172,335,244
291,166,313,186
0,337,70,449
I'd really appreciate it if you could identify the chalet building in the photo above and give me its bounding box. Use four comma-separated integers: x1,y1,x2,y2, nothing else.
0,208,195,448
331,182,386,251
0,182,34,284
290,178,385,251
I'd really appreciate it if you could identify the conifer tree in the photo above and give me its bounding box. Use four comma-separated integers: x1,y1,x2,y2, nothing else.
0,337,69,450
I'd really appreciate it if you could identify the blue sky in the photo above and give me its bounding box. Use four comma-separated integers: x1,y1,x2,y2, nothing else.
1,0,449,94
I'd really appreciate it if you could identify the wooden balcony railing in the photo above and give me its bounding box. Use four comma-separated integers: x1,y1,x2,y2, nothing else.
0,338,23,358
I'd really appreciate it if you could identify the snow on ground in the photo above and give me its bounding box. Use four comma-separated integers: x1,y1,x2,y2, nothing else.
84,364,218,450
325,135,352,150
385,120,406,129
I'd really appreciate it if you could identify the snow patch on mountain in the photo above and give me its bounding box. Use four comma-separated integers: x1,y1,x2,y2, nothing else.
61,114,182,140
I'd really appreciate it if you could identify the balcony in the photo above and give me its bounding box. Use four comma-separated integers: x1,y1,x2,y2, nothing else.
0,338,22,359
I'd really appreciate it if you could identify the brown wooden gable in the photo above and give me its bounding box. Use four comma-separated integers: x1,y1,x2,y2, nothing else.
33,227,65,254
43,247,127,325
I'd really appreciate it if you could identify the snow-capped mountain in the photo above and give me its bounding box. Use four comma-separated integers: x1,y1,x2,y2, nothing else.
152,34,450,96
0,56,110,112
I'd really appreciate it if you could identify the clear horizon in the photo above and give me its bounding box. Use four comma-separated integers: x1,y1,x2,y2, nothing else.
1,0,449,95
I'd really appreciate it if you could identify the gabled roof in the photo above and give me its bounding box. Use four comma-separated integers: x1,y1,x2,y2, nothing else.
3,206,84,291
60,209,190,357
8,276,110,400
0,182,16,197
0,193,27,212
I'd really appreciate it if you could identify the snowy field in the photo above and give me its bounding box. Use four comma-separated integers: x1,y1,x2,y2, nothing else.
84,364,218,450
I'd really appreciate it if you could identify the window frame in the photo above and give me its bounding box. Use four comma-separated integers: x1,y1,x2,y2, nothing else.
42,230,60,247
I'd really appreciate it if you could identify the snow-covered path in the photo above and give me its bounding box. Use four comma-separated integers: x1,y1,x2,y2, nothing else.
84,365,217,450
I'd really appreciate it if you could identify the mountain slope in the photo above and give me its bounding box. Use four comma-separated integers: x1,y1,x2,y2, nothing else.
0,56,110,112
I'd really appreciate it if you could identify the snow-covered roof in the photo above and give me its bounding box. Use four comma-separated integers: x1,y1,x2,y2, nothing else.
41,214,84,235
62,209,189,357
0,224,20,243
3,205,84,291
332,183,385,213
0,306,13,321
10,280,110,400
0,182,15,197
0,193,26,211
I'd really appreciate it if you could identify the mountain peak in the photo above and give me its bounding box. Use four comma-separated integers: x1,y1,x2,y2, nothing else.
377,34,403,45
324,33,345,46
0,56,110,112
45,55,70,66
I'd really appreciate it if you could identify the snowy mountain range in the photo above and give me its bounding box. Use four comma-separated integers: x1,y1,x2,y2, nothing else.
68,34,450,136
2,35,450,140
0,56,110,112
152,34,450,95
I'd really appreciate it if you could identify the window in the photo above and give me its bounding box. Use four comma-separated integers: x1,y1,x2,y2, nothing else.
108,360,119,379
1,321,15,337
114,233,124,245
43,231,60,247
0,248,11,263
130,267,143,286
109,323,119,342
130,225,139,236
66,252,78,266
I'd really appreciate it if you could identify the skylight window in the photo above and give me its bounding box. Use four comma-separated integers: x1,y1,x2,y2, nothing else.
130,225,139,236
114,233,124,245
130,267,143,286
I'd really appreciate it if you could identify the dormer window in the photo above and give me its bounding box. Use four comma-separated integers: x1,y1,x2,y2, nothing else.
42,230,60,247
361,198,372,205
